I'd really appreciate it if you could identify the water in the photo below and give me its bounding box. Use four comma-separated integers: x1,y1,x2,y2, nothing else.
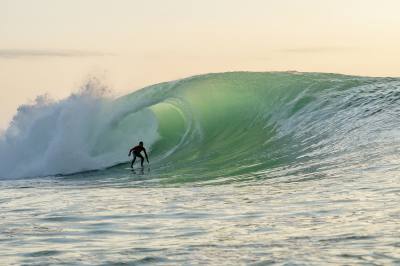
1,72,400,265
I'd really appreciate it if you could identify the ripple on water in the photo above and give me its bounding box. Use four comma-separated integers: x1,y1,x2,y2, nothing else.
99,256,168,266
24,250,63,257
319,234,376,243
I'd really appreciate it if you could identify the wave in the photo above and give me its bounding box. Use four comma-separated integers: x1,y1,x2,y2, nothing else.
1,72,400,182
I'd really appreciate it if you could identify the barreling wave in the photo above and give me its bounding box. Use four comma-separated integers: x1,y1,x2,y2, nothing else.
1,72,400,183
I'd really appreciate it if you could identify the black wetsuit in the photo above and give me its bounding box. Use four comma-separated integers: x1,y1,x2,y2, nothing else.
130,145,147,167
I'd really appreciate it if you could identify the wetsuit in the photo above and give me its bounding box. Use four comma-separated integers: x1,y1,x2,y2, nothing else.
129,145,148,167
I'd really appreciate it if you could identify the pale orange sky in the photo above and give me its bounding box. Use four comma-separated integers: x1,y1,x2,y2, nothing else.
1,0,400,129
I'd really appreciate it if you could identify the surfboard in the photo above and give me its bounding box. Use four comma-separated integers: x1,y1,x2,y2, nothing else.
125,167,144,171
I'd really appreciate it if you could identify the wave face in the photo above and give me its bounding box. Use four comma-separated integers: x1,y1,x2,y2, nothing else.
1,72,400,182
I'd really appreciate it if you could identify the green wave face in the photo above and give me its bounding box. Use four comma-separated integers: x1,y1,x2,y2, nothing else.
113,72,400,185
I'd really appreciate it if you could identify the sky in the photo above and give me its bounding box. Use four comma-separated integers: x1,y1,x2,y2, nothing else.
1,0,400,129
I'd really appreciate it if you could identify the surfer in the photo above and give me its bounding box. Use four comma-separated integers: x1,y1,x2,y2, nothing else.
128,141,149,168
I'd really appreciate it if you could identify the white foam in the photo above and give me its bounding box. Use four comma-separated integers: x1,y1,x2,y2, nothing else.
0,81,159,178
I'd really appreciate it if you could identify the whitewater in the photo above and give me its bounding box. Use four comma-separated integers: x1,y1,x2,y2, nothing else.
1,72,400,265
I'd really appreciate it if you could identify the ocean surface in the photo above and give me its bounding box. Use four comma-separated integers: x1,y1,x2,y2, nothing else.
1,72,400,265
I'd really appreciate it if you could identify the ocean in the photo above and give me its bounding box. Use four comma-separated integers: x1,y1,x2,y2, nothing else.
1,72,400,265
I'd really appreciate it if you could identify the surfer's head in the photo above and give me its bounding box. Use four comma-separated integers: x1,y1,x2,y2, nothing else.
139,141,143,146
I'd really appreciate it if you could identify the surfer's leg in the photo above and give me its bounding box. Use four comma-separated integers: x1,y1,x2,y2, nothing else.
138,154,144,167
131,155,136,168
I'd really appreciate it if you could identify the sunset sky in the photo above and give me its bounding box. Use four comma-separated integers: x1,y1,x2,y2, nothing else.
1,0,400,129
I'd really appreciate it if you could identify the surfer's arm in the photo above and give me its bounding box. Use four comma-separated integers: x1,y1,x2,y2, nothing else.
128,148,133,156
144,149,149,163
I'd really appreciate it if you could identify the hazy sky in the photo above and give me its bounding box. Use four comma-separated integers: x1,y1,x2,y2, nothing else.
1,0,400,129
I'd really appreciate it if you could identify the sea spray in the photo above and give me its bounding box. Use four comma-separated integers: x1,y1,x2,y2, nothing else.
0,79,159,178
